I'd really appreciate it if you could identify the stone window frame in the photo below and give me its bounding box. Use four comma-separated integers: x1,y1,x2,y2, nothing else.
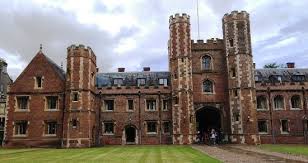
257,119,268,134
15,95,30,112
43,120,57,137
280,119,290,134
162,121,171,135
290,95,302,110
162,99,169,111
201,54,213,71
102,121,115,135
146,121,158,135
34,76,44,89
103,99,115,112
256,95,268,111
145,99,158,112
13,120,29,137
273,95,285,110
202,79,215,94
72,91,79,102
126,99,134,112
44,95,59,111
158,78,168,87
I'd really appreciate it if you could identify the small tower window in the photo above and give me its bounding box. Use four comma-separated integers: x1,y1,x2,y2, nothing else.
202,55,212,70
72,92,79,102
72,119,78,129
233,89,238,97
229,39,234,47
203,80,214,93
231,68,236,78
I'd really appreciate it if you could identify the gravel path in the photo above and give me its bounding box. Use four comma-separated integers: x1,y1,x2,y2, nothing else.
193,145,308,163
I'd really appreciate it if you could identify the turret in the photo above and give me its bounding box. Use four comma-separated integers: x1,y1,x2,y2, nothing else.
168,13,194,144
63,44,98,147
223,11,259,144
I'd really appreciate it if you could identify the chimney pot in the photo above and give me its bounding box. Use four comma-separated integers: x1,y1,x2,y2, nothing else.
143,67,150,72
286,62,295,68
118,68,125,72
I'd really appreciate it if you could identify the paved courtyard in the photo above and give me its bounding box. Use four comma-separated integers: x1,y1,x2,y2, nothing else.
193,145,308,163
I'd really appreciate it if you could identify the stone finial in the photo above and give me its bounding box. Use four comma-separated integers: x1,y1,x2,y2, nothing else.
39,44,42,52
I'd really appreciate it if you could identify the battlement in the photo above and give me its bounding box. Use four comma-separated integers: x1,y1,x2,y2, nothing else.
191,38,224,50
223,10,249,21
169,13,190,24
67,44,96,60
191,38,224,44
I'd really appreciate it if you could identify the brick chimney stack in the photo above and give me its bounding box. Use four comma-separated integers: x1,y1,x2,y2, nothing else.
143,67,150,72
118,68,125,72
287,62,295,68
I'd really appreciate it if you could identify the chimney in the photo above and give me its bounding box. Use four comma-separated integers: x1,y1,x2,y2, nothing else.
118,67,125,72
286,62,295,68
143,67,150,72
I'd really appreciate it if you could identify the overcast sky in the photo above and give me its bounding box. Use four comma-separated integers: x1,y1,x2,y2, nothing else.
1,0,308,80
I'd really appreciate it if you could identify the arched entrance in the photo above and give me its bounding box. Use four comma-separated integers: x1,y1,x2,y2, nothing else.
125,125,136,144
196,107,221,134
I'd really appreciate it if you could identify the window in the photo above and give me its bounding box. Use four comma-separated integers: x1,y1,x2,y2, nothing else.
137,78,146,86
147,122,157,133
17,96,29,110
146,100,156,111
229,39,234,47
162,100,168,111
269,75,282,83
0,84,3,93
15,121,28,135
257,96,267,110
291,95,301,109
258,120,268,133
231,68,236,78
104,122,114,134
292,75,305,82
159,78,168,86
35,76,42,88
174,96,179,105
174,71,178,79
255,75,260,82
47,96,58,110
233,112,240,122
72,119,78,129
113,78,123,86
281,120,289,133
202,55,212,70
128,100,134,111
104,100,114,111
72,92,79,102
203,80,213,93
274,95,284,110
163,121,171,134
45,121,57,135
233,89,238,97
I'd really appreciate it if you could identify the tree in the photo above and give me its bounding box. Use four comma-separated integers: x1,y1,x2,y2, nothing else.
263,63,285,68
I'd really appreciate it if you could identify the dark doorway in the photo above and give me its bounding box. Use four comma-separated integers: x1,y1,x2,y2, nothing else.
196,107,221,134
125,126,136,144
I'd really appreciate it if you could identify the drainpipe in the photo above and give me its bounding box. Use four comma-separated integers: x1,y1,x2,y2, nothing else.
267,87,275,144
158,91,162,144
138,91,141,145
302,87,307,144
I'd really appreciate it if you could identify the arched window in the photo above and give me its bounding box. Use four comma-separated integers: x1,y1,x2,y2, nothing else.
274,95,284,110
257,96,267,110
202,55,212,70
291,95,301,109
203,80,213,93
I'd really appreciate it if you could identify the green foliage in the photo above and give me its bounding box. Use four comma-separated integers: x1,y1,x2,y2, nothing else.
263,63,286,68
0,146,220,163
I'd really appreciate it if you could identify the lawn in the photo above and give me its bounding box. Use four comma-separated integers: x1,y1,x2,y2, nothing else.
260,144,308,156
0,145,220,163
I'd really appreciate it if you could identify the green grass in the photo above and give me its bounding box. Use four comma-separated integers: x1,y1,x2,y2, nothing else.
0,145,220,163
260,144,308,156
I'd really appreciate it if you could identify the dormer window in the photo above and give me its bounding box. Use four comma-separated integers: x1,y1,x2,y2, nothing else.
159,78,168,86
35,76,43,89
137,78,146,86
113,78,123,86
269,75,282,83
292,75,305,82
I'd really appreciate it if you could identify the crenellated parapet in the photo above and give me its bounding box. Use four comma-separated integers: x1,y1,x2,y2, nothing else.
191,38,224,50
67,44,96,62
169,13,190,25
223,10,249,22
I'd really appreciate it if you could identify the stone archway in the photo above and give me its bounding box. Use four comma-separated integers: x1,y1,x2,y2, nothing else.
195,107,222,141
123,125,138,145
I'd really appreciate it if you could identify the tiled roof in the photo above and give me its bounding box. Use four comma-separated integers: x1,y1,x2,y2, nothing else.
96,71,170,87
255,68,308,82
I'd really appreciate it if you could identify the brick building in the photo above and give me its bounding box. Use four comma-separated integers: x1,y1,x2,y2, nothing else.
3,11,308,147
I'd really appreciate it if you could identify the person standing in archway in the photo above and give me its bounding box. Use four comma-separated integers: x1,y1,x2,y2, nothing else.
210,129,217,145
